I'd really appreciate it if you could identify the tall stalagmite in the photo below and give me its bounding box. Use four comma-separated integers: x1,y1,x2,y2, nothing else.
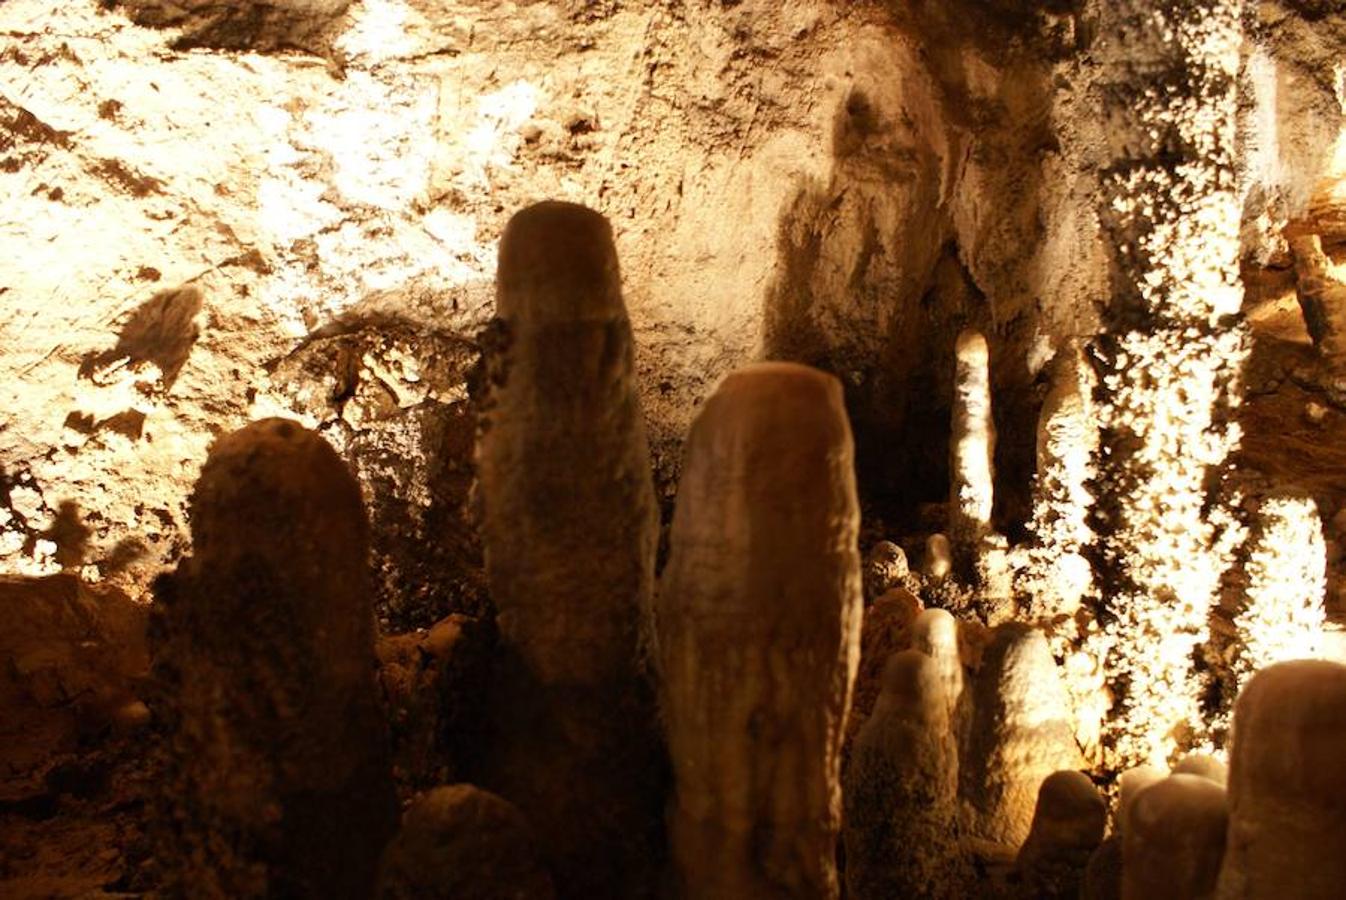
658,362,863,899
1091,0,1249,768
151,418,397,899
949,328,996,573
477,201,663,897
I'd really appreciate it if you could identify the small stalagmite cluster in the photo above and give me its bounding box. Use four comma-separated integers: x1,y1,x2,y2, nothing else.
142,198,1346,900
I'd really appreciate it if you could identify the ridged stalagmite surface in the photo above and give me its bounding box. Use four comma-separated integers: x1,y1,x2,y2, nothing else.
961,623,1083,849
377,785,555,900
1123,775,1228,900
151,418,397,899
1216,660,1346,899
844,650,963,900
658,362,863,899
477,201,663,897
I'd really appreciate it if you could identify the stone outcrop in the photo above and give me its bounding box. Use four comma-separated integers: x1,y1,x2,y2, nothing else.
150,418,397,899
961,623,1082,849
475,201,664,898
1016,770,1107,900
658,362,863,899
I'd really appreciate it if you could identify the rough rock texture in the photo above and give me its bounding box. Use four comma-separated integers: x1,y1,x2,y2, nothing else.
0,574,148,801
1016,769,1107,900
475,202,663,898
1217,660,1346,899
149,418,397,899
844,650,964,900
1123,775,1228,900
375,613,492,794
377,784,555,900
961,623,1083,851
658,362,862,900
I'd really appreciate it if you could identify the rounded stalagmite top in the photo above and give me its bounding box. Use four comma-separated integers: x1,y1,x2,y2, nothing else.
702,362,849,445
190,417,365,557
496,201,622,323
878,649,946,718
1229,659,1346,804
955,328,989,365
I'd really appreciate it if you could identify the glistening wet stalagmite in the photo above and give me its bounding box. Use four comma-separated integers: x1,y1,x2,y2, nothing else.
476,201,664,898
151,419,397,899
658,362,863,899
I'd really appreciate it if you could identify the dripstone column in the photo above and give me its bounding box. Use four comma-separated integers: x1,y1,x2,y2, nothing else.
151,418,397,899
476,201,664,898
658,362,863,899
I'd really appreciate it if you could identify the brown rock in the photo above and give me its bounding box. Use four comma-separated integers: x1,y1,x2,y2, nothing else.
1016,770,1107,899
150,418,397,899
1123,775,1227,900
1216,660,1346,899
476,201,664,898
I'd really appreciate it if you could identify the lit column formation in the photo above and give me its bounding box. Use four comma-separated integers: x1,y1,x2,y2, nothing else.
658,362,862,899
1091,0,1250,768
477,201,663,897
152,419,397,899
949,328,996,573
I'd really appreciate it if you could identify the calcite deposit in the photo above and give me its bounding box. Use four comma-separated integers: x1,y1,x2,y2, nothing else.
3,0,1346,897
658,362,862,899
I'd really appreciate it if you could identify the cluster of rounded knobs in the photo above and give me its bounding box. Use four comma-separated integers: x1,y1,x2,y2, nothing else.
151,202,1346,899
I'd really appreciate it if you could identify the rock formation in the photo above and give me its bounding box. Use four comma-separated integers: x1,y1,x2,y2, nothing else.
949,328,995,572
377,784,555,900
1016,770,1107,900
1123,775,1228,900
150,418,397,899
863,540,910,600
475,201,664,897
910,608,965,722
1217,660,1346,899
844,650,963,900
658,362,863,899
961,623,1082,850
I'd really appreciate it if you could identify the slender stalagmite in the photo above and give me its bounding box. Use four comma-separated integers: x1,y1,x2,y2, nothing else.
1090,0,1249,768
949,328,995,573
1216,660,1346,899
659,362,863,899
477,201,663,897
151,418,397,899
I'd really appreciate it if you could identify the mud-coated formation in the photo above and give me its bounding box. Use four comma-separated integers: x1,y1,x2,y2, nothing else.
1123,775,1227,900
150,418,397,899
377,785,555,900
477,201,664,898
658,362,863,899
1216,660,1346,899
844,650,964,900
